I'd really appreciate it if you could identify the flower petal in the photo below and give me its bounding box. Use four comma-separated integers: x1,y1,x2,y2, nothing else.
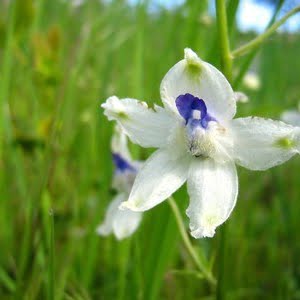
112,208,142,240
102,96,174,148
96,194,126,236
121,147,190,211
231,117,300,170
97,193,142,239
281,110,300,127
111,125,132,160
160,48,236,121
186,159,238,238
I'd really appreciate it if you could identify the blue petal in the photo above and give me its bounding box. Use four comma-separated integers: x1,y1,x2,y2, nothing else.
175,93,207,123
112,153,136,173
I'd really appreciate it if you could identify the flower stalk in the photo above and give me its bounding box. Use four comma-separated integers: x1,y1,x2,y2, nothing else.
168,197,216,286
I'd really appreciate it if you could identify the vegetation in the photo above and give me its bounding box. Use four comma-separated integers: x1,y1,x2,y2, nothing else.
1,0,300,299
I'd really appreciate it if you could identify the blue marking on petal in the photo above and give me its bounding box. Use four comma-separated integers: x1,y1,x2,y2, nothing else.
175,93,216,129
112,153,136,173
176,93,206,124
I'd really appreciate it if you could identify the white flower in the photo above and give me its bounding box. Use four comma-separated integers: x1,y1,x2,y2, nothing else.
101,48,300,238
281,104,300,127
96,126,142,240
243,72,261,90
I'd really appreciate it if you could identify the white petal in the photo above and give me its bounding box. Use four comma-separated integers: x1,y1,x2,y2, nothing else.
97,193,142,239
101,96,173,148
112,208,142,240
281,110,300,127
160,48,236,121
186,159,238,238
232,117,300,171
96,194,126,236
121,147,190,211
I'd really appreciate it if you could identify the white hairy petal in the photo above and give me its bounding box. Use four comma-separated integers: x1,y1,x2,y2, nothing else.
232,117,300,170
102,96,174,148
112,206,142,240
96,193,142,240
96,194,126,237
160,48,236,121
121,147,190,211
186,159,238,238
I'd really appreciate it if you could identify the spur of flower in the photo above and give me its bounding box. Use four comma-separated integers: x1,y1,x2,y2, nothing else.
102,48,300,238
96,126,142,240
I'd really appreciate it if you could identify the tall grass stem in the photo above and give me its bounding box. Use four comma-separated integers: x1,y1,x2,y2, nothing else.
232,5,300,58
215,1,233,299
48,209,55,300
215,0,233,81
233,0,285,88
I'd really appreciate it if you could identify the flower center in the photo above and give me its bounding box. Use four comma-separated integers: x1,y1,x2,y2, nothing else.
175,93,215,129
175,93,232,161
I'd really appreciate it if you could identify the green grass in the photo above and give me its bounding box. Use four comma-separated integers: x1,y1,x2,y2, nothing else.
1,0,300,299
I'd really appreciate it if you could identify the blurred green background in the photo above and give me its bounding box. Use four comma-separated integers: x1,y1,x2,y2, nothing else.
1,0,300,299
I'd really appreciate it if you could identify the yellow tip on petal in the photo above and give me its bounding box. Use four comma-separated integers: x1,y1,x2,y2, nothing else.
184,48,202,77
184,48,201,66
101,96,129,121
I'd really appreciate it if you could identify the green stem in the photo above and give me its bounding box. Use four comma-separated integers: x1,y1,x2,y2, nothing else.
215,0,232,81
48,209,55,300
268,0,285,26
215,1,232,299
117,239,132,300
0,0,16,149
227,0,240,34
0,4,36,299
233,0,285,88
216,225,227,300
167,197,216,286
232,5,300,58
